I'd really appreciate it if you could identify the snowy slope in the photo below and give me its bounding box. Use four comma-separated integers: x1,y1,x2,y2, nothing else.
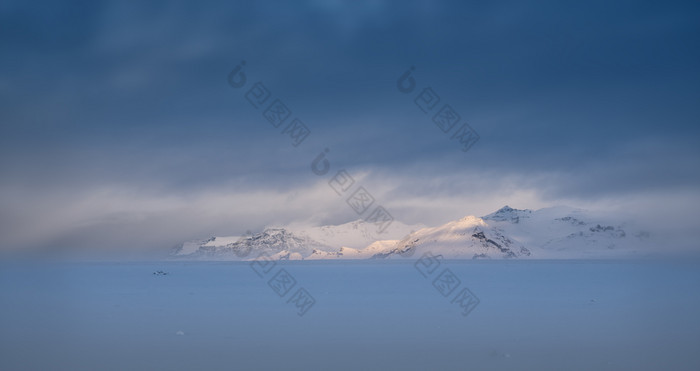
173,228,327,260
306,240,401,260
369,216,530,259
288,220,421,250
482,206,652,258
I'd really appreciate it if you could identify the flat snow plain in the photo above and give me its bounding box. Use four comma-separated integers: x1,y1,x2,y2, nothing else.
1,259,699,370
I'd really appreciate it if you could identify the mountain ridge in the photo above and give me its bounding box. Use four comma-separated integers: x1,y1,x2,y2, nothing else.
171,206,652,260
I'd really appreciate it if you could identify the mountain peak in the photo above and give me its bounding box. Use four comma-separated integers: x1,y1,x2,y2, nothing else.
483,206,532,223
455,215,487,227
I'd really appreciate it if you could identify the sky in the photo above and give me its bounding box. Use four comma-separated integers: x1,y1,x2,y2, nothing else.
1,0,699,252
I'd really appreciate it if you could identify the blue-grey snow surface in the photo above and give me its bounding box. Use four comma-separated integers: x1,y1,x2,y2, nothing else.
1,260,699,370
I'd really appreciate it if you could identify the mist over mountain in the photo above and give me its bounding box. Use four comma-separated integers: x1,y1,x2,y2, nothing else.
173,205,653,260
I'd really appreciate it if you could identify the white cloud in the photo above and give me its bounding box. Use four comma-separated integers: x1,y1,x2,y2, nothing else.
3,164,698,254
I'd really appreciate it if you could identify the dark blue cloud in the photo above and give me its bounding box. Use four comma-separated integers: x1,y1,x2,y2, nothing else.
1,0,699,249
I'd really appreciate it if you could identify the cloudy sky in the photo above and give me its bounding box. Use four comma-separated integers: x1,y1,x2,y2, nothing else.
1,0,699,252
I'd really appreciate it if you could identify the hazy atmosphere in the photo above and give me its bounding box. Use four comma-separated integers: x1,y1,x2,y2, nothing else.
2,2,700,370
2,0,699,254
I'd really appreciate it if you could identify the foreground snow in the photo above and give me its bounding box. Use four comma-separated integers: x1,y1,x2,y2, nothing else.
1,260,698,371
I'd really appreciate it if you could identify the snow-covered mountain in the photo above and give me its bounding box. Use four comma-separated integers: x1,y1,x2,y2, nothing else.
482,206,652,258
289,219,422,250
172,219,423,260
173,228,323,260
172,206,652,260
370,216,530,259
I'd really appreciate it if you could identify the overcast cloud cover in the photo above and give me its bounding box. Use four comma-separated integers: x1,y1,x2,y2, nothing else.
1,0,699,253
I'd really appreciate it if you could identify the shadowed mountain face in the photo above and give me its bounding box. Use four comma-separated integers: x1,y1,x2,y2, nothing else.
172,206,652,260
175,229,322,260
